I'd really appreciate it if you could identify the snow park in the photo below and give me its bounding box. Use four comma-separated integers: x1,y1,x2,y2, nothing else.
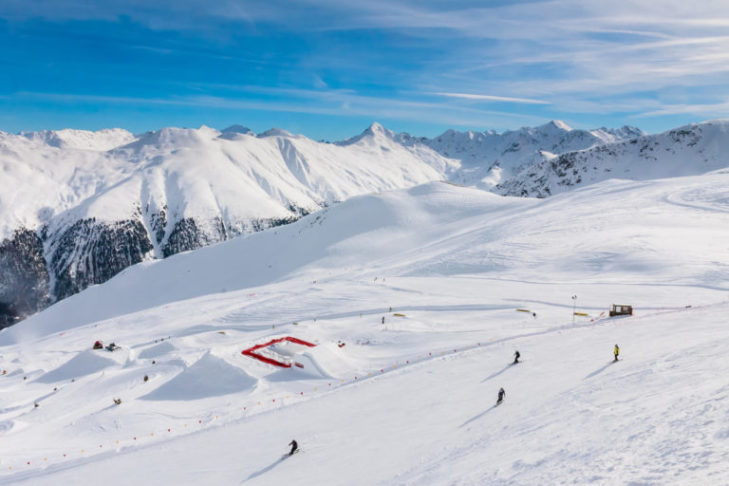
3,1,729,485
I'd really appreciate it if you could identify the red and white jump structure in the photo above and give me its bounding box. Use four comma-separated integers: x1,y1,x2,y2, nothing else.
241,336,317,368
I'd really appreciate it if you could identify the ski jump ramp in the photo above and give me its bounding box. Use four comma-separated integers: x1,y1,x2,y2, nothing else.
241,336,317,368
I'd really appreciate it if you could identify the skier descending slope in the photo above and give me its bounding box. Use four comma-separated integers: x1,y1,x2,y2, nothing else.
288,440,298,456
513,351,520,364
613,344,620,362
496,387,506,405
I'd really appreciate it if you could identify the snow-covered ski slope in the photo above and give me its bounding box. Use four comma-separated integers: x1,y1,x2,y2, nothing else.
2,173,729,484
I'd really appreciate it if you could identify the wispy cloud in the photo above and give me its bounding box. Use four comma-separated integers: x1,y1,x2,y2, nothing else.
635,101,729,118
10,90,543,131
431,92,549,105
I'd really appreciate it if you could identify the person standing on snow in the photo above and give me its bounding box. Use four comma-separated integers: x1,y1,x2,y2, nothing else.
497,387,506,405
288,439,298,456
513,351,520,364
613,344,620,362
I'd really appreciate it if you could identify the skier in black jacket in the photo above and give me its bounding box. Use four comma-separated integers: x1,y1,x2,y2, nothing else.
513,350,520,364
288,439,298,455
497,387,506,405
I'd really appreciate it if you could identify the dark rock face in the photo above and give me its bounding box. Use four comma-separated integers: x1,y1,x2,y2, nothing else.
0,229,50,328
48,218,153,300
162,218,224,257
148,207,167,245
0,210,312,327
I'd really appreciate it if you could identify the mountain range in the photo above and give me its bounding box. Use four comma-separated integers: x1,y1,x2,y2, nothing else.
2,118,728,325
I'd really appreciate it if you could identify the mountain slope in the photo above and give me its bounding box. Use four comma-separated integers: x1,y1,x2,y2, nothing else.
4,173,729,343
1,176,728,484
4,119,729,326
0,124,451,325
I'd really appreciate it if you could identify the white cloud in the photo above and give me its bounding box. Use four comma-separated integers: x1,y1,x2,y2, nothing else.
431,92,549,105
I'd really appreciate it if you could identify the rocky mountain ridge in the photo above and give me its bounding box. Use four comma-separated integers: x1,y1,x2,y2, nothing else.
496,121,729,197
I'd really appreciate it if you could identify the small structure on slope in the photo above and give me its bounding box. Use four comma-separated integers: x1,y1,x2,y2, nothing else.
609,304,633,317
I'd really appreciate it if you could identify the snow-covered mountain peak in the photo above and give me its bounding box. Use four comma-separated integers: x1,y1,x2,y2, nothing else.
257,127,296,138
336,122,401,146
679,118,729,135
434,128,485,143
535,119,573,134
589,125,645,143
18,128,134,151
220,124,254,136
120,126,220,152
218,125,255,141
551,119,572,131
364,121,390,136
610,125,643,138
497,118,729,197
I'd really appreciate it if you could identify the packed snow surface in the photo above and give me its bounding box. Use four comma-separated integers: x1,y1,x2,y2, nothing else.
2,175,729,484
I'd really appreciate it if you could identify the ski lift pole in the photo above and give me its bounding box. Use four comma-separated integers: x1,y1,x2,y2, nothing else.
571,295,577,324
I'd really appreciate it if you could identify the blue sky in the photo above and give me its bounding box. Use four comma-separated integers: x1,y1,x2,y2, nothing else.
2,0,729,140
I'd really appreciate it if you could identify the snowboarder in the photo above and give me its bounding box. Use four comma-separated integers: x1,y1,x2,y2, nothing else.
288,439,298,456
496,387,506,405
93,340,103,350
106,342,119,352
613,344,620,362
513,350,520,364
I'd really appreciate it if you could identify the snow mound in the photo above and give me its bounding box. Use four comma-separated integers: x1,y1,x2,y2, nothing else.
137,341,177,360
265,345,337,381
35,350,118,383
291,351,334,379
141,352,257,401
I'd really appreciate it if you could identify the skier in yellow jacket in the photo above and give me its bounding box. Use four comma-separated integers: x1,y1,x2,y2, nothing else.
613,344,620,362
